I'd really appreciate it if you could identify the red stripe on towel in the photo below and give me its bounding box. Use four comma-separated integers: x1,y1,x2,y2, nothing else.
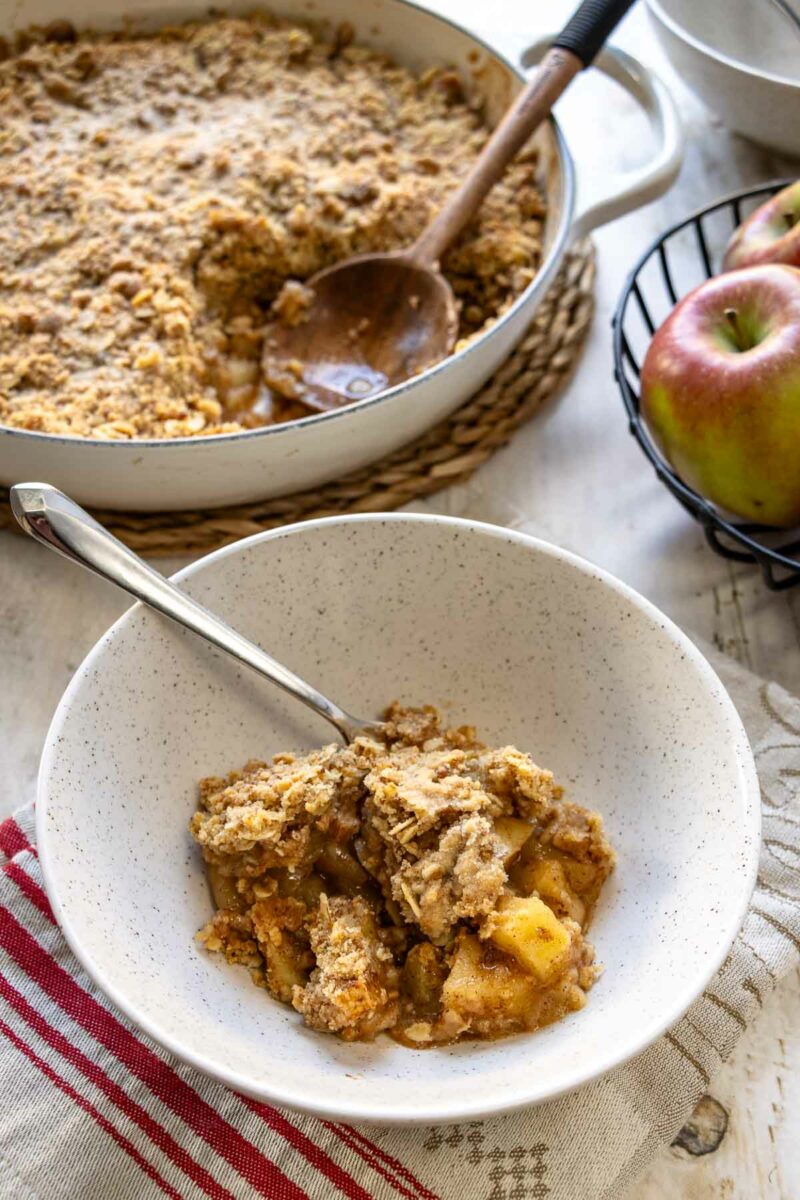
0,905,308,1200
0,1014,182,1200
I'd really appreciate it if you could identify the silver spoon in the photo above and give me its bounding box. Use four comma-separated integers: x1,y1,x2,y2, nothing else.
10,482,381,744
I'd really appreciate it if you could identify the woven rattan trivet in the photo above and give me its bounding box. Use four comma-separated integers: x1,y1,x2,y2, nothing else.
0,240,594,556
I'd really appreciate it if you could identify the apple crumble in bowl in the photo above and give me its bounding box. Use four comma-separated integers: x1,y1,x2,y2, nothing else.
37,515,758,1121
191,702,614,1046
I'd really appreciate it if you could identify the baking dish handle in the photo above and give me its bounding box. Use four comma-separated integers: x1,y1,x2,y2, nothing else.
521,38,683,238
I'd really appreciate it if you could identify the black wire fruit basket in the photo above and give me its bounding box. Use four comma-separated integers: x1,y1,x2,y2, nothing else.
612,180,800,591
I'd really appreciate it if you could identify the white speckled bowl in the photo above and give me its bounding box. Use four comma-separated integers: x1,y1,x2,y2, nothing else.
37,516,760,1124
646,0,800,157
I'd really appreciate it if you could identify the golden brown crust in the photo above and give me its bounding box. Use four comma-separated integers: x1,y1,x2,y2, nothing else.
0,13,545,439
292,895,398,1038
190,743,363,872
390,813,506,942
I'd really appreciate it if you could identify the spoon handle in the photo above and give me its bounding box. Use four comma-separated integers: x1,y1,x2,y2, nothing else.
10,483,364,743
409,0,638,269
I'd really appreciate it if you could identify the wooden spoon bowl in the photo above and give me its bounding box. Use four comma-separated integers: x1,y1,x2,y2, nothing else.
261,254,458,412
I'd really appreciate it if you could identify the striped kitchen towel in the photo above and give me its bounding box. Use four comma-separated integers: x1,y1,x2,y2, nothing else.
0,643,798,1200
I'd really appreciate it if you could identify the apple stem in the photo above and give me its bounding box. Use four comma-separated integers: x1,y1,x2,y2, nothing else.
783,210,796,230
724,307,752,352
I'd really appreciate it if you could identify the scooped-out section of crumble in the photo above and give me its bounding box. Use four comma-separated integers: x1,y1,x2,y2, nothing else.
0,14,545,439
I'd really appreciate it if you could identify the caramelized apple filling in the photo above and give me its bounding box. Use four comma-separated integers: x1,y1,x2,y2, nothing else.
190,704,615,1045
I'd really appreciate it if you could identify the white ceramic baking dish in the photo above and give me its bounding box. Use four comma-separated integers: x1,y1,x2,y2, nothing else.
0,0,682,510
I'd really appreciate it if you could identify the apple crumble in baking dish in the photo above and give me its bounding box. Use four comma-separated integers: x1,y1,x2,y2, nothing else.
190,704,614,1046
0,13,546,440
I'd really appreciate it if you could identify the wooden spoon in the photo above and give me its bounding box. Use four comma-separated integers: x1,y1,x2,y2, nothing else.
260,0,638,414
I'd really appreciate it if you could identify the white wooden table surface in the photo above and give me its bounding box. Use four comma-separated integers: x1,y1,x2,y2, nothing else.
1,2,798,1195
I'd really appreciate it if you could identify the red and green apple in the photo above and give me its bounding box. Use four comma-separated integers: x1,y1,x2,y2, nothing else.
641,263,800,528
723,180,800,271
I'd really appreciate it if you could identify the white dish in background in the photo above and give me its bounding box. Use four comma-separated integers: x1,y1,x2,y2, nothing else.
0,0,682,511
37,515,760,1124
647,0,800,157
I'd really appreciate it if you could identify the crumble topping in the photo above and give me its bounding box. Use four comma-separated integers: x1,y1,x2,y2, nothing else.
0,13,545,440
191,703,614,1045
293,894,399,1038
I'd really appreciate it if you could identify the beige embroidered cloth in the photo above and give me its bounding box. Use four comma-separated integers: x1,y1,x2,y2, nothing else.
0,635,798,1200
